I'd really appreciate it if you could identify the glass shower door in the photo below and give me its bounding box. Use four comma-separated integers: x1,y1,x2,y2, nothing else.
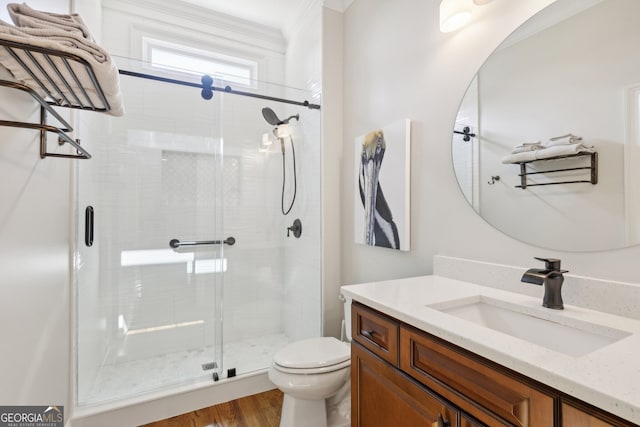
74,66,224,406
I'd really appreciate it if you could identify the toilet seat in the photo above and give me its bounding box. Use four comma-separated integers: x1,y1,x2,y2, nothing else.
273,358,350,375
273,337,350,374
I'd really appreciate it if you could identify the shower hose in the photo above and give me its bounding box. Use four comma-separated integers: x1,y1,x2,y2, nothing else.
281,134,297,215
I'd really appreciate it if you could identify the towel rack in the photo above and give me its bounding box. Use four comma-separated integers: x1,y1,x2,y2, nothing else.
0,38,112,159
514,152,598,189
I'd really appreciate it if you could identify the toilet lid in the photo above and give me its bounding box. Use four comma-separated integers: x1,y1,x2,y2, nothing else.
273,337,350,369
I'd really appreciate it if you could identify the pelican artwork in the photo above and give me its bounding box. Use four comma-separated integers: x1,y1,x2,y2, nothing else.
358,129,401,249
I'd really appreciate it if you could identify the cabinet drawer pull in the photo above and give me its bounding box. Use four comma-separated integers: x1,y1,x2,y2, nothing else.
432,414,450,427
360,329,376,340
361,329,384,348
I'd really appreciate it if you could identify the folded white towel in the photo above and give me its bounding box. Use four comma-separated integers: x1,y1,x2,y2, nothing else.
535,143,594,159
8,3,94,40
502,143,595,164
511,141,542,154
545,133,582,147
0,16,124,116
501,151,538,163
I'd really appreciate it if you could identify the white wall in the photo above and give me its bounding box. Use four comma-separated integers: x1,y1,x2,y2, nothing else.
341,0,640,287
0,0,72,418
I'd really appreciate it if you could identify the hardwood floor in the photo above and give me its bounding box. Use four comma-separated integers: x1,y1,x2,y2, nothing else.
139,389,284,427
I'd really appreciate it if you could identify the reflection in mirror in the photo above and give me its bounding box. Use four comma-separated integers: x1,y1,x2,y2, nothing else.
453,0,640,252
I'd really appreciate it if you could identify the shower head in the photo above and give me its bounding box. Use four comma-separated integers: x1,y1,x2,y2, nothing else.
262,107,281,126
261,107,299,126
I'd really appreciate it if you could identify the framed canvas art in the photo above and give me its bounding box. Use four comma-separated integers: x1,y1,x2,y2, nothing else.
354,119,411,251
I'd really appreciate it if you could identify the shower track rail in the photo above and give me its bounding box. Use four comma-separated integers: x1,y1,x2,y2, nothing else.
118,69,321,110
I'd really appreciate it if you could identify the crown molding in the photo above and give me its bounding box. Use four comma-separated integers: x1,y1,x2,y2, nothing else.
102,0,286,53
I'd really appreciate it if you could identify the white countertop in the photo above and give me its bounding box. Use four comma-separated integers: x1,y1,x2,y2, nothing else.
341,275,640,424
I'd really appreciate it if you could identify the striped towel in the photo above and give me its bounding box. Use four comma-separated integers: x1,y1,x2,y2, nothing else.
8,3,95,40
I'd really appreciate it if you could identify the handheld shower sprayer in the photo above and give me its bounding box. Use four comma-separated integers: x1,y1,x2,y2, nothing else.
261,107,299,216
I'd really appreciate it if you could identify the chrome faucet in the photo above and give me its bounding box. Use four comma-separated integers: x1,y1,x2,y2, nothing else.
521,257,568,310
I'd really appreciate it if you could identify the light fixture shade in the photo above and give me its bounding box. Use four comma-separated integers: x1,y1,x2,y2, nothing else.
440,0,473,33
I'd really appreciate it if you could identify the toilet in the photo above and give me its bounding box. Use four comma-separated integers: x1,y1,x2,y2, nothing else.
268,295,352,427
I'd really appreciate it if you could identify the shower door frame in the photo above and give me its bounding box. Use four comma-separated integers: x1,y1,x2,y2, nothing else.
72,64,323,409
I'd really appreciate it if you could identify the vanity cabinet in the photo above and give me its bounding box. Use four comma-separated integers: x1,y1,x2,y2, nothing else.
561,401,622,427
351,301,637,427
352,303,509,426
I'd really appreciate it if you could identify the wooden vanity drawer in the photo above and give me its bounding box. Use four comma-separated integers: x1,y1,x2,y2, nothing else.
352,342,458,427
400,326,555,427
561,399,637,427
352,302,399,366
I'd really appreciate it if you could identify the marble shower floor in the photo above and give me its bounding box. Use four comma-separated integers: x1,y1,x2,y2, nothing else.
81,333,292,405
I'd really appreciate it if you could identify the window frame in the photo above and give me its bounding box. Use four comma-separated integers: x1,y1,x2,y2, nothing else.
142,36,259,88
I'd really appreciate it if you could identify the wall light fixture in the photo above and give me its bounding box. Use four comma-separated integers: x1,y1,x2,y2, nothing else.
440,0,494,33
440,0,473,33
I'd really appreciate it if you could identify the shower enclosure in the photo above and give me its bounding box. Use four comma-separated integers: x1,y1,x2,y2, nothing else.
73,58,322,407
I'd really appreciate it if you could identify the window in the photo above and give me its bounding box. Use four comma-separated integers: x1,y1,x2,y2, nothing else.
143,37,258,87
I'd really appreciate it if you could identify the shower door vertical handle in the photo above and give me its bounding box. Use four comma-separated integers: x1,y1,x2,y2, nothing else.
85,206,94,247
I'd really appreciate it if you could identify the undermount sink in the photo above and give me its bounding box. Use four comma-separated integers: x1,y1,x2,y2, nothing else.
429,296,630,357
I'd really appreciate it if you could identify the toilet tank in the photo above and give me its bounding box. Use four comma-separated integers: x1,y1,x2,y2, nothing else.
341,294,353,342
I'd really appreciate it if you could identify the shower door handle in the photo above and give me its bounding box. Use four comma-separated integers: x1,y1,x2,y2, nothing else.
169,237,236,248
85,206,94,247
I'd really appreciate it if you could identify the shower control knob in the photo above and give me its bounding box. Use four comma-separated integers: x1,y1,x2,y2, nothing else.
287,219,302,238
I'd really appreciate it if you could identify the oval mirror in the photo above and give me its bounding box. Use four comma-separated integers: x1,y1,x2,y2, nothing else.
453,0,640,252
